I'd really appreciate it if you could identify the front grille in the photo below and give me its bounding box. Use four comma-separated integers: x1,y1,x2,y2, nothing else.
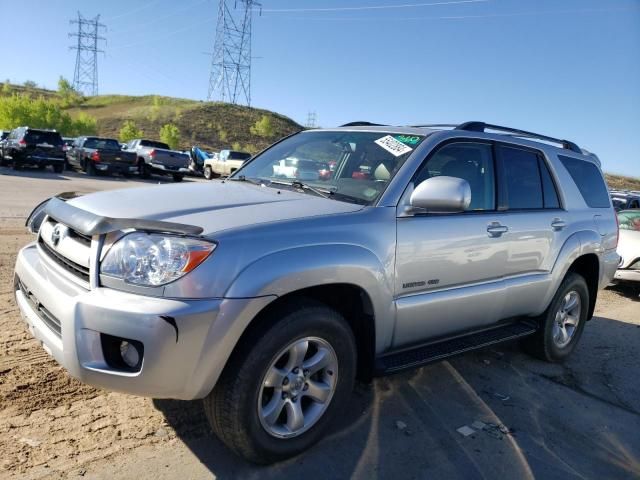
38,236,91,282
17,278,62,337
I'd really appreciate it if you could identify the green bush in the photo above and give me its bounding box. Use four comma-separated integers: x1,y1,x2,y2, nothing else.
159,123,180,149
0,93,96,135
119,120,143,143
250,115,275,138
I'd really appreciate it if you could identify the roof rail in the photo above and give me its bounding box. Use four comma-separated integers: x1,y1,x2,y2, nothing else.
455,121,581,153
409,124,458,128
340,121,387,127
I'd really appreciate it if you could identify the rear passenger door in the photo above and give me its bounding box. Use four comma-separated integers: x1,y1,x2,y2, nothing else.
494,144,569,318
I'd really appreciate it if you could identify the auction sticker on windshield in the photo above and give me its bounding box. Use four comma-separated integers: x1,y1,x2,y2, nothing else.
375,135,413,157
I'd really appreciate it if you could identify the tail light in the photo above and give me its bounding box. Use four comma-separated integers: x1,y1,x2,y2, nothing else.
91,151,101,162
149,149,156,159
18,139,26,146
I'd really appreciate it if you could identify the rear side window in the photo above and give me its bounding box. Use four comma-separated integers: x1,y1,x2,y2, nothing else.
498,146,543,209
558,155,610,208
538,157,560,208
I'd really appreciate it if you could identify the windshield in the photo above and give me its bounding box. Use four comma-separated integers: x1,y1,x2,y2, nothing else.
84,138,121,150
232,131,425,205
618,210,640,231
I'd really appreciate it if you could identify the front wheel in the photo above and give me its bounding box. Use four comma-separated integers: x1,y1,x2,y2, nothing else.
203,165,213,180
522,272,589,362
204,300,356,464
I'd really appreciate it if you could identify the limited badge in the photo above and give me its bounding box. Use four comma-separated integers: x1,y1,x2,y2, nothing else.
374,135,413,157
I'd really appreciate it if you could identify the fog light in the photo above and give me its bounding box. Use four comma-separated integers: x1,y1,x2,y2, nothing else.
120,341,140,368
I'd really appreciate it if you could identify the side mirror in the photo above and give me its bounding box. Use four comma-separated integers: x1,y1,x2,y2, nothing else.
410,176,471,213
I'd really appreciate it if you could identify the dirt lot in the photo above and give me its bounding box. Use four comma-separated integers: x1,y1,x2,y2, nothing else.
0,167,639,479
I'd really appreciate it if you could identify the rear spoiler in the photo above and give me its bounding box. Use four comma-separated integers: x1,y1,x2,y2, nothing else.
35,193,204,236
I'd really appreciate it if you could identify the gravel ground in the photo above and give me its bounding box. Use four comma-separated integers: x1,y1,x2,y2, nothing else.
0,167,638,479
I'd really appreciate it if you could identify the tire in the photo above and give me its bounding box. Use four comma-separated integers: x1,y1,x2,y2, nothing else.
12,161,22,171
86,161,96,176
37,164,47,170
522,272,589,363
53,163,64,174
172,173,183,182
204,299,357,464
204,165,213,180
138,160,151,179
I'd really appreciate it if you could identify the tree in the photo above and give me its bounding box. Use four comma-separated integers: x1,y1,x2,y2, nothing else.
23,80,37,88
119,120,144,143
159,123,180,149
1,81,10,95
0,93,97,135
250,115,275,138
57,76,82,107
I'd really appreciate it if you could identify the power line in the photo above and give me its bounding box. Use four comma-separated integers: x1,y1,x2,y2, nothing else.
69,12,106,96
207,0,261,106
306,111,318,128
259,0,487,13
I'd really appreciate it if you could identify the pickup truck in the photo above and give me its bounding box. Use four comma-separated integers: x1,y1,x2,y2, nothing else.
203,149,251,179
67,136,137,176
123,139,190,182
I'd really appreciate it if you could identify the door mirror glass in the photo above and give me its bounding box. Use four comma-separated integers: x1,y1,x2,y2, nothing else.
410,176,471,213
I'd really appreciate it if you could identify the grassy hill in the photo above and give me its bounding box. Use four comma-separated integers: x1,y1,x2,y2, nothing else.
2,83,302,154
604,173,640,192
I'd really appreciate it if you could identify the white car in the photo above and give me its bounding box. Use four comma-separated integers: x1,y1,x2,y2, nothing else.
614,209,640,283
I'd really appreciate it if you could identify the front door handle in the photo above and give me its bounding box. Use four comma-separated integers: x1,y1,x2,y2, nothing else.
551,218,567,231
487,222,508,237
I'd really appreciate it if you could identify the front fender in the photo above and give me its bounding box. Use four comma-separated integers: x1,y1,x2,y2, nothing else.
224,244,396,352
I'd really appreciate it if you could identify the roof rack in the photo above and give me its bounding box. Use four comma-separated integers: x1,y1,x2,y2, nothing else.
455,121,581,153
340,121,387,127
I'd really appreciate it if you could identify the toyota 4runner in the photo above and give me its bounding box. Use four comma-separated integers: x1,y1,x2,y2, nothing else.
13,121,618,464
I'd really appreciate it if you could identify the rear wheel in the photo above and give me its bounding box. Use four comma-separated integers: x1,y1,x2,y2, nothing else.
204,300,356,464
522,272,589,362
138,160,151,179
172,173,183,182
53,163,64,174
86,160,96,176
204,165,213,180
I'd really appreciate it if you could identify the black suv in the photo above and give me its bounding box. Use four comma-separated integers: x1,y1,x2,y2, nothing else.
1,127,66,172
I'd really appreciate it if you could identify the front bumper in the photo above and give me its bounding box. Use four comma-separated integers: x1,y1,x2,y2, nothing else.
14,242,273,399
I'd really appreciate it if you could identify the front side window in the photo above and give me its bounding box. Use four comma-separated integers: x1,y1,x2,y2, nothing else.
235,131,426,205
415,142,495,211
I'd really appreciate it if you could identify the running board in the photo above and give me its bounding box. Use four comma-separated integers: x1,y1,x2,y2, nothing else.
376,321,537,375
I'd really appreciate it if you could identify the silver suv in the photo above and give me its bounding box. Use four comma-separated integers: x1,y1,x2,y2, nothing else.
14,122,618,463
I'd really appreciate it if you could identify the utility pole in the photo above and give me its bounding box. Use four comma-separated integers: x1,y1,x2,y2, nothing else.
306,111,317,128
69,12,106,96
207,0,261,106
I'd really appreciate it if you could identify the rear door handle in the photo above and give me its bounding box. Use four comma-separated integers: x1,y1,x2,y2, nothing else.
551,218,566,231
487,222,508,237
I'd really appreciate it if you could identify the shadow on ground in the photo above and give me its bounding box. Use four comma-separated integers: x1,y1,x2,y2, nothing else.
154,316,640,480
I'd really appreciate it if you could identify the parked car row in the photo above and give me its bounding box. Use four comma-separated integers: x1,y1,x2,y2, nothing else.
0,126,190,182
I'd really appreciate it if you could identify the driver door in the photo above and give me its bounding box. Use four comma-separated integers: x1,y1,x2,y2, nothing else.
393,141,510,348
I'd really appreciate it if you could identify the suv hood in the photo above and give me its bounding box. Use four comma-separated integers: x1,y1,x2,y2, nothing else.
67,181,364,236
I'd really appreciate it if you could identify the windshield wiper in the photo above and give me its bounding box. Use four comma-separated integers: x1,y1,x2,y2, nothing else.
268,179,334,199
227,175,264,186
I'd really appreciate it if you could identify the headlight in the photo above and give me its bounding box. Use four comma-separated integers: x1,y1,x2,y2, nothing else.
101,232,215,287
25,198,50,234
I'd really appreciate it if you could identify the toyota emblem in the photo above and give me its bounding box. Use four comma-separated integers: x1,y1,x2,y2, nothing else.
51,224,64,247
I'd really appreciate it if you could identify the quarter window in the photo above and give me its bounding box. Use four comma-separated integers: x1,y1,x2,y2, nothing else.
558,155,610,208
415,142,495,211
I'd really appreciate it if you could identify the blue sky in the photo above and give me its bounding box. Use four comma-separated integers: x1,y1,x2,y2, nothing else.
1,0,639,176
